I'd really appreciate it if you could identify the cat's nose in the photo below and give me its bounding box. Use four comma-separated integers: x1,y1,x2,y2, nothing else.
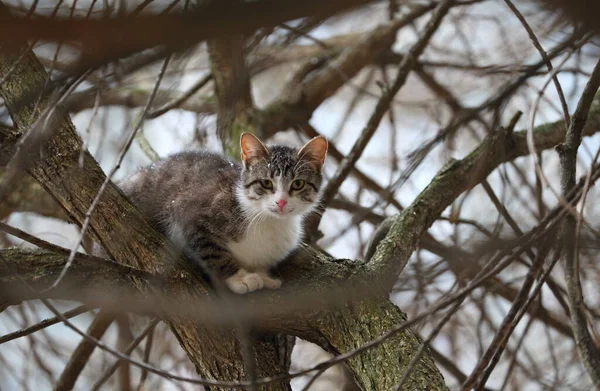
276,199,288,210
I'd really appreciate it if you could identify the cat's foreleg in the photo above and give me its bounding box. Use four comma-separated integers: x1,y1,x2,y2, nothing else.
185,234,281,294
184,234,258,294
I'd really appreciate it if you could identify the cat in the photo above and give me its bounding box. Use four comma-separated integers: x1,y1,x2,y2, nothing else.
118,133,328,294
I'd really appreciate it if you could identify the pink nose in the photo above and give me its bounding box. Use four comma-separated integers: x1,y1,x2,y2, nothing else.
276,199,287,210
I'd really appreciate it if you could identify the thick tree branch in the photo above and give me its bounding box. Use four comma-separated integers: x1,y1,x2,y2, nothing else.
0,304,90,345
0,0,378,72
208,34,256,156
0,247,446,390
0,171,64,220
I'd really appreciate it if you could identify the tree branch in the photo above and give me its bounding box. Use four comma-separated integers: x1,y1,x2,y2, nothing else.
259,4,436,137
54,310,115,391
0,0,378,73
63,87,216,116
0,171,64,220
316,0,456,215
0,247,447,390
557,59,600,388
208,33,256,156
365,89,600,291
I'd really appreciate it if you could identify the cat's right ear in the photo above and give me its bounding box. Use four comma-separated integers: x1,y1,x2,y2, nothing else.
240,133,269,166
298,136,328,170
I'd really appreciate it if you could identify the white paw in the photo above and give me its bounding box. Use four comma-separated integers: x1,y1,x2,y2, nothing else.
225,270,264,294
260,274,282,290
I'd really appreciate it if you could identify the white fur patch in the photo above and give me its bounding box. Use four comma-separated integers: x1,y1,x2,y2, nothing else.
226,214,301,269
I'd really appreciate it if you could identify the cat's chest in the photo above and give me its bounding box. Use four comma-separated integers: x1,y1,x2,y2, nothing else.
226,218,301,269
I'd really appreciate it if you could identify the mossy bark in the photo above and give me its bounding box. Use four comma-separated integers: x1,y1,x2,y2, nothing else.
208,35,257,158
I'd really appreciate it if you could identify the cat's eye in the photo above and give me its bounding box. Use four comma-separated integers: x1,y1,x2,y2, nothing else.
291,179,305,191
260,179,274,190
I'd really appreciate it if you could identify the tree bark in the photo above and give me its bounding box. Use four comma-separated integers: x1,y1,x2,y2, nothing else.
208,34,256,156
0,43,292,391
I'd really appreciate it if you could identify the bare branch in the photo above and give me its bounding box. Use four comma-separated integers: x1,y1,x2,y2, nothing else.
308,0,456,235
557,58,600,389
0,305,90,345
54,310,115,391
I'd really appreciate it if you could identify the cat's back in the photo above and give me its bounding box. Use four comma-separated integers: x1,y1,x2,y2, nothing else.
120,150,241,222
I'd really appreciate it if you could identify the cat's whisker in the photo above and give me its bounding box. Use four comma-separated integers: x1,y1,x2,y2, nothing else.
250,212,267,240
245,209,264,230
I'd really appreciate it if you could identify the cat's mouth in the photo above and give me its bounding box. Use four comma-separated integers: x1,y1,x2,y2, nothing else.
269,207,294,217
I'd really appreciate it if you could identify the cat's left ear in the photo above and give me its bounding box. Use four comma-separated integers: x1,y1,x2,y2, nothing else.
240,133,269,166
298,136,328,170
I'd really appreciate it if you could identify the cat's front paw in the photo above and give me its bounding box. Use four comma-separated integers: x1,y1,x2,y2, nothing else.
225,270,264,294
258,272,282,290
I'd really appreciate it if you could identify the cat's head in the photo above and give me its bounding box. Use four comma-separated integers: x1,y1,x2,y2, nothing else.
237,133,328,219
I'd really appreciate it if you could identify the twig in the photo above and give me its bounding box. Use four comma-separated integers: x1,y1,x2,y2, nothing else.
405,32,588,183
503,0,570,126
54,310,116,391
480,180,570,315
557,57,600,389
0,305,90,345
461,235,555,390
474,245,564,390
136,322,157,391
91,319,159,391
146,72,212,119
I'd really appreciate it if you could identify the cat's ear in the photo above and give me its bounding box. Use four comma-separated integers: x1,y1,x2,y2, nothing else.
240,133,269,166
298,136,328,170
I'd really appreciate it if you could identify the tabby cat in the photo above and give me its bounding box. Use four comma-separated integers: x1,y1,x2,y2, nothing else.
119,133,328,294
